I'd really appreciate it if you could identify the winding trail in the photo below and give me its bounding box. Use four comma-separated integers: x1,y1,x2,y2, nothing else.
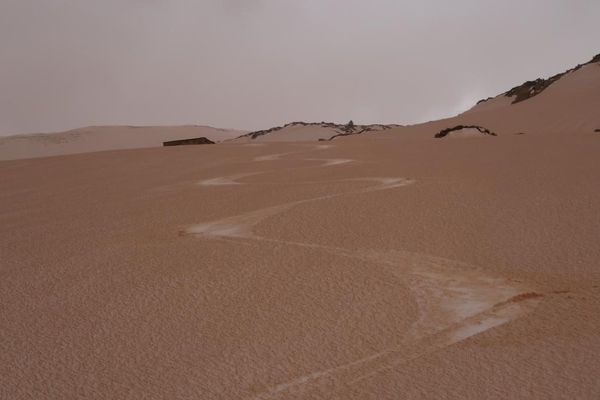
182,146,542,399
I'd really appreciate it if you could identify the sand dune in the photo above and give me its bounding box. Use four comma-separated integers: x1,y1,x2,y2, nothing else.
457,56,600,135
2,55,600,399
329,57,600,149
0,125,245,161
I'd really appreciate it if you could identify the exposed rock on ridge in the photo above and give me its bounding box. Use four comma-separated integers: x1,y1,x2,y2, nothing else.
434,125,497,138
237,121,400,142
503,53,600,104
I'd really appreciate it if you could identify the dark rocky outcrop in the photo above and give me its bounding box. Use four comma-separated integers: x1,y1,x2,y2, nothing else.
504,76,563,104
327,126,381,141
434,125,496,138
163,137,215,146
237,121,399,141
326,124,398,141
595,129,600,133
237,121,335,140
504,53,600,104
476,97,494,105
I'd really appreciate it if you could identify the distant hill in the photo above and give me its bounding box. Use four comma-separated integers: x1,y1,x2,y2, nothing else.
0,125,245,161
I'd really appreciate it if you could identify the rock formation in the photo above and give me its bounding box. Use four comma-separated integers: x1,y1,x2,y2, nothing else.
163,137,215,146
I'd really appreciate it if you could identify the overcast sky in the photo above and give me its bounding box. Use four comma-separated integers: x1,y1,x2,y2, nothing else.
1,1,599,135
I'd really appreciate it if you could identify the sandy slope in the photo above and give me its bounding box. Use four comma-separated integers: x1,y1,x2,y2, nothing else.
358,61,600,144
456,62,600,134
0,125,244,161
2,59,600,399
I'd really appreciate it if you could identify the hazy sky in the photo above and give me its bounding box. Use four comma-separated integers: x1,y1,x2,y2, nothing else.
1,1,599,135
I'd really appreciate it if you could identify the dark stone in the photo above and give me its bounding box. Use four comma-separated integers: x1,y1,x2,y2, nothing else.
434,125,497,138
595,129,600,133
163,137,215,146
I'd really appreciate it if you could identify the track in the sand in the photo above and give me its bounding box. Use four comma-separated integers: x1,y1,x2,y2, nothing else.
182,144,542,399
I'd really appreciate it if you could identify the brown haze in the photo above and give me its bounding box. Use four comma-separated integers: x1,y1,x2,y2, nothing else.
1,0,600,135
